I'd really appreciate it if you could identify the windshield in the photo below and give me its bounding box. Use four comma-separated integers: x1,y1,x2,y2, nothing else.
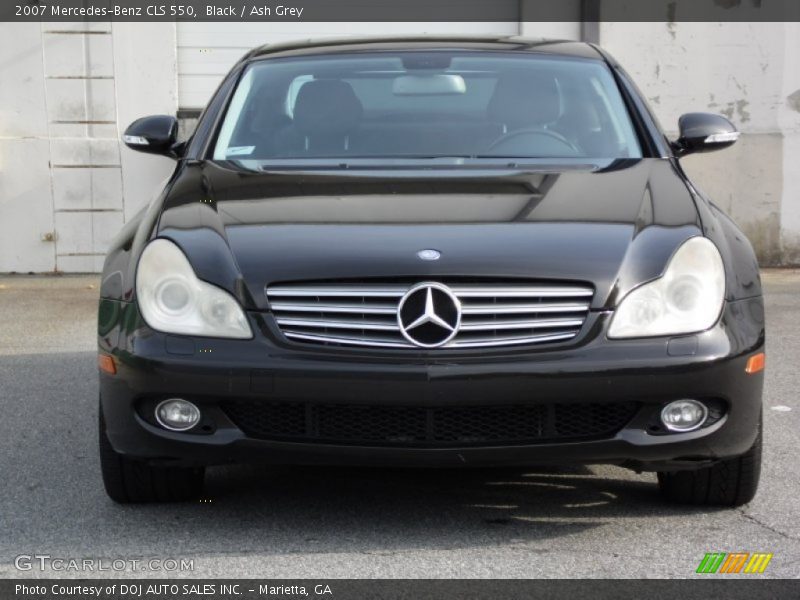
213,51,643,162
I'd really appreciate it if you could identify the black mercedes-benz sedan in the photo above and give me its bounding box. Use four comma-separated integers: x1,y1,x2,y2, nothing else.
98,36,765,506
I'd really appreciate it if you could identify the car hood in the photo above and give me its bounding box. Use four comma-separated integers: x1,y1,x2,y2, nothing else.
157,158,702,310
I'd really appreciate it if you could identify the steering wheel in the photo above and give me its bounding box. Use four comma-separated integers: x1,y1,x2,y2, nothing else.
488,127,581,155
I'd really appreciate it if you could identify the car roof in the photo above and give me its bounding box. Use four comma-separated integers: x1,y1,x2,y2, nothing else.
244,35,604,62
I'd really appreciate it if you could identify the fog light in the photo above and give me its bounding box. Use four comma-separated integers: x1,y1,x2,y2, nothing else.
660,399,708,432
155,399,201,431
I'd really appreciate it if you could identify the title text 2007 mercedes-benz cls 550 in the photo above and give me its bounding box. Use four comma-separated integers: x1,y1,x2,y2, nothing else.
98,37,765,505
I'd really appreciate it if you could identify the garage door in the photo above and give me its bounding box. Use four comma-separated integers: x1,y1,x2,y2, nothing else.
176,22,520,109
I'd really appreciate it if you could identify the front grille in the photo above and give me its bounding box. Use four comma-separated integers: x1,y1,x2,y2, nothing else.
266,280,594,349
223,401,638,447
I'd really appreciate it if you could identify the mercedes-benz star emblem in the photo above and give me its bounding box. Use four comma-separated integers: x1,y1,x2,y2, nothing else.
397,282,461,348
417,249,441,261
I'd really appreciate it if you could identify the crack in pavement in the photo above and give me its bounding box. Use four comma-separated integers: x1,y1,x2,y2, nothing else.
737,509,800,542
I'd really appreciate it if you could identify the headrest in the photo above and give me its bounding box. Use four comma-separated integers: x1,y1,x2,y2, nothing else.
250,89,290,133
488,71,561,129
293,80,363,136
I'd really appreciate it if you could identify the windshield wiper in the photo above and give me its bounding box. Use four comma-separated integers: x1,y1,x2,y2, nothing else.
253,155,596,172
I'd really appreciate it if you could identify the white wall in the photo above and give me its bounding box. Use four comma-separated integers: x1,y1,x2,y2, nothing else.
2,21,799,271
519,21,581,41
778,24,800,264
113,23,179,222
599,22,800,264
0,24,54,272
0,22,177,272
177,22,520,108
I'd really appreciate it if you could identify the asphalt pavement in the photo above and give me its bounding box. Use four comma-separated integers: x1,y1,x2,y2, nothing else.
1,272,798,578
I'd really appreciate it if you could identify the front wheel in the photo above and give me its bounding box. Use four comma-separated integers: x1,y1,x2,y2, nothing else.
99,404,205,503
657,418,762,507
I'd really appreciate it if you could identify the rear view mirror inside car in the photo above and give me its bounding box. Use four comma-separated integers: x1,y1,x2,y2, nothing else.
392,74,466,96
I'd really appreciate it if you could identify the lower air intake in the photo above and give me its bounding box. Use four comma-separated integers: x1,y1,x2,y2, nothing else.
223,401,638,447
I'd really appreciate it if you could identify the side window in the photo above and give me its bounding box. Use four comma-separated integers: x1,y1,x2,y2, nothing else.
588,75,641,156
285,75,314,117
213,69,254,159
590,76,623,143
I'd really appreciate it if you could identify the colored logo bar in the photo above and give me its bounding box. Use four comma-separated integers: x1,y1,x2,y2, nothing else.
697,552,773,574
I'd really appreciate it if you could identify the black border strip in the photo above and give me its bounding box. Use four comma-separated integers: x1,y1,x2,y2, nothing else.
5,0,800,22
3,579,799,599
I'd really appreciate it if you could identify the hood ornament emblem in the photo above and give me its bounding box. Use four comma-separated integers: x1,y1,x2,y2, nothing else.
416,249,441,261
397,282,461,348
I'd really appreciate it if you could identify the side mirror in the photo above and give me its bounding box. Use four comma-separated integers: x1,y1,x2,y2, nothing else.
122,115,179,158
672,113,740,157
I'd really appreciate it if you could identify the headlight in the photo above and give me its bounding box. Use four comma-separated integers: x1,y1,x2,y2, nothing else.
136,239,252,339
608,237,725,339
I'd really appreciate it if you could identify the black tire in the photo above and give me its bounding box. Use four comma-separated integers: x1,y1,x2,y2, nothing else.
99,406,205,503
657,418,762,507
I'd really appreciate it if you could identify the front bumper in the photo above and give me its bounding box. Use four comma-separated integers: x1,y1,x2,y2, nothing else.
99,297,765,470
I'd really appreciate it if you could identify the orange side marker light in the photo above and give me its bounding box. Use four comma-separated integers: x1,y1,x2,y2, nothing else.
745,353,765,374
98,354,117,375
